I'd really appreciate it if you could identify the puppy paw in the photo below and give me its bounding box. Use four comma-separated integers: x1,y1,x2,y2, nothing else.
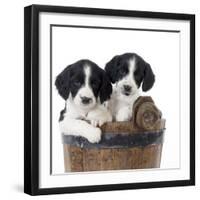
87,108,112,127
90,119,97,127
91,119,102,127
86,128,102,143
116,107,132,122
116,114,130,122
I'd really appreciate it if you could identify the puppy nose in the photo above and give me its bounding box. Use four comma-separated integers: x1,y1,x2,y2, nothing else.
81,96,92,104
123,85,132,92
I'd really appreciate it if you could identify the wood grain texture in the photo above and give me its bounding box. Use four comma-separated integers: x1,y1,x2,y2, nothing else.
63,96,165,172
64,144,163,172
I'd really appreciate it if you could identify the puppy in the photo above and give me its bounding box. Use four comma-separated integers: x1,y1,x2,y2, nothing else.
55,59,112,143
105,53,155,122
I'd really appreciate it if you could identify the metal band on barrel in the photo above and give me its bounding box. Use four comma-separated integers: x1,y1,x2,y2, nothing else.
62,130,164,149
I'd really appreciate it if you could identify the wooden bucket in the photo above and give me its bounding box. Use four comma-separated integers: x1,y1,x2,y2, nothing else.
62,96,165,172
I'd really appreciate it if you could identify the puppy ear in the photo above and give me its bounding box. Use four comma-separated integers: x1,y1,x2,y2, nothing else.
105,55,121,83
99,71,113,104
142,63,155,92
55,65,72,100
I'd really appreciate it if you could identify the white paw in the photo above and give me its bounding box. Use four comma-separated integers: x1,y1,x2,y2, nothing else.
90,119,105,127
116,107,132,122
91,119,99,127
87,108,112,127
116,114,130,121
86,127,102,143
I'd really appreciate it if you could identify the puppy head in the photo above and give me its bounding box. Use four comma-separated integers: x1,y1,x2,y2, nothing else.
55,60,112,110
105,53,155,96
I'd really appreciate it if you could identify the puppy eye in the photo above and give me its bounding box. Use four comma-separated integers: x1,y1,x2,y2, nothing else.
91,81,99,88
119,68,126,76
73,81,81,87
134,70,142,78
134,71,138,76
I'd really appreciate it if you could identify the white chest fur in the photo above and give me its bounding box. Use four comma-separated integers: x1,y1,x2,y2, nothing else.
108,86,140,121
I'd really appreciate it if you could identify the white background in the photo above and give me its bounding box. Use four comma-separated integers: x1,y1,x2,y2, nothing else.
52,25,180,174
0,0,199,199
40,13,190,188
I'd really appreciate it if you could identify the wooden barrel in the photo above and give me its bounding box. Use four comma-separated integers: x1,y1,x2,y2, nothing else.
62,96,165,172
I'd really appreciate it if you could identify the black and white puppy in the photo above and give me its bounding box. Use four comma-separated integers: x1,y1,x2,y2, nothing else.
55,59,112,143
105,53,155,121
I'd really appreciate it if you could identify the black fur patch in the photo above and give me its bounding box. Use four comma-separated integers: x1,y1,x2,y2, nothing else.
55,59,112,102
105,53,155,91
59,106,66,122
55,59,113,121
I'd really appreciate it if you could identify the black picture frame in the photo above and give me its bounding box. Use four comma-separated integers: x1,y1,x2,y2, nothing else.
24,4,195,195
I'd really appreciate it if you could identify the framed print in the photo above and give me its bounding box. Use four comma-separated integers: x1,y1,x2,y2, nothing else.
24,4,195,195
